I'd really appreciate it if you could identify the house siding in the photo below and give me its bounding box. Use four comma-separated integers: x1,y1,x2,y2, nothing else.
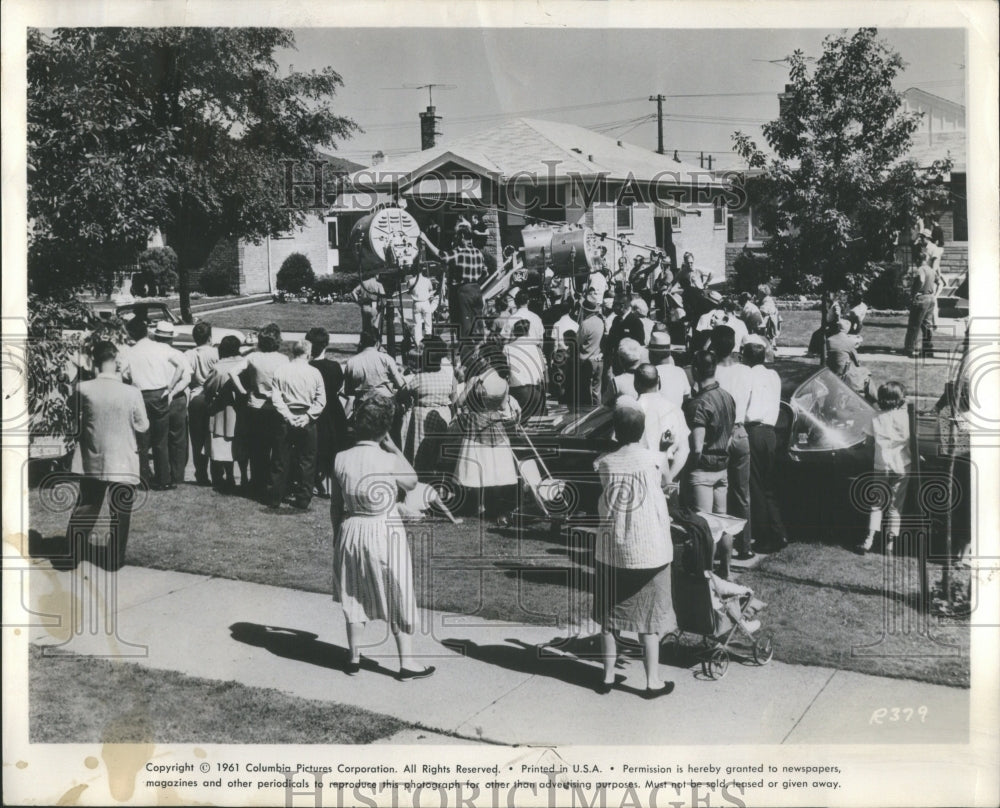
238,213,330,294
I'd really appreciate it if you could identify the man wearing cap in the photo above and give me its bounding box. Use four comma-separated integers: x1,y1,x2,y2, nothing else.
917,225,944,271
647,331,691,409
577,292,606,406
741,340,787,553
420,221,488,363
121,317,190,489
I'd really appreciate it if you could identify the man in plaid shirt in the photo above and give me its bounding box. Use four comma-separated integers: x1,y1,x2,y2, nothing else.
421,220,487,363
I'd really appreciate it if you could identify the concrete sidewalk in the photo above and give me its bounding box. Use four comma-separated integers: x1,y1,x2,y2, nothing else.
28,565,968,746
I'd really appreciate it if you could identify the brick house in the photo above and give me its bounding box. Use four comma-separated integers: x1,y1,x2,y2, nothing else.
328,117,730,282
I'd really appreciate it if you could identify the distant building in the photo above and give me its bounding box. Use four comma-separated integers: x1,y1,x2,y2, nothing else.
723,87,967,286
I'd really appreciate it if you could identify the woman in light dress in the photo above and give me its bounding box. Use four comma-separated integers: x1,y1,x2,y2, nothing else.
454,343,521,526
331,394,434,680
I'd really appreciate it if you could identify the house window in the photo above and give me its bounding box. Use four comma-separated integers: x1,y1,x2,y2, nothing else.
748,206,770,243
616,204,633,231
713,198,726,228
327,219,339,250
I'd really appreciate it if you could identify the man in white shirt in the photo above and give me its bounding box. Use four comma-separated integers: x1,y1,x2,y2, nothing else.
268,340,327,510
121,317,190,489
502,289,544,343
504,319,547,421
631,364,690,483
647,331,691,409
603,338,644,406
710,325,754,559
406,266,435,348
741,338,787,552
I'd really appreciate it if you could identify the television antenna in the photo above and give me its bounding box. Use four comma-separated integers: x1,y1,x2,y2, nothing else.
752,56,816,66
383,83,457,106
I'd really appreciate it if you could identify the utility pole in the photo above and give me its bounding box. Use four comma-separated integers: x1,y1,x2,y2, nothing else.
649,94,666,154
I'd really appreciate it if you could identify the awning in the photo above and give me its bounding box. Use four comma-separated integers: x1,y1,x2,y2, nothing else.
327,191,393,213
402,176,483,201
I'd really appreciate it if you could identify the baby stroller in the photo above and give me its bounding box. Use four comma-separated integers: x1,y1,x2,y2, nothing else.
664,511,774,680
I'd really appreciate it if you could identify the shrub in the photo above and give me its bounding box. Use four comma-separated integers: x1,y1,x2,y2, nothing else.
313,275,338,299
136,246,179,295
276,253,315,293
27,294,126,451
732,248,778,294
200,267,235,296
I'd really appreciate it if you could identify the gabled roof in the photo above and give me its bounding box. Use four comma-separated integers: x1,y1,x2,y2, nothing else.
901,87,966,119
348,118,721,188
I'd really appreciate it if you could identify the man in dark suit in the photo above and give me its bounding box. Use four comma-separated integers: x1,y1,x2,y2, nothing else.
67,341,149,570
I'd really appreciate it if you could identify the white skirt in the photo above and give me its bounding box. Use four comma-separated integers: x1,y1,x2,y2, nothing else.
454,441,518,488
333,509,417,633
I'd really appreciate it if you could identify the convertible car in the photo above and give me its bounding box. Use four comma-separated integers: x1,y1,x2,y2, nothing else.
506,368,953,538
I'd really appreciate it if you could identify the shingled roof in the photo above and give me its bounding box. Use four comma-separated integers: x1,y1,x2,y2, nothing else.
349,118,721,188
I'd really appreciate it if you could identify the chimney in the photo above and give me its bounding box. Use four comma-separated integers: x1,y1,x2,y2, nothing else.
707,154,713,170
778,83,795,117
419,105,441,150
699,152,704,168
371,150,385,166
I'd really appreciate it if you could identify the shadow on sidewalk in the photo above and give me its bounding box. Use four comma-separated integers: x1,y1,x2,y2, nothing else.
228,622,394,677
440,637,662,698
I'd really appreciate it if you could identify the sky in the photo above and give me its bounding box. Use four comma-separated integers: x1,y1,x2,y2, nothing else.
276,27,966,168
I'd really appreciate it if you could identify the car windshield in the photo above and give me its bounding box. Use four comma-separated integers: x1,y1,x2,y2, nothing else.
119,305,177,325
789,368,875,452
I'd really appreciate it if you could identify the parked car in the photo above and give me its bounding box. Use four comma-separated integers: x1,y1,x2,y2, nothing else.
90,301,246,351
506,368,950,525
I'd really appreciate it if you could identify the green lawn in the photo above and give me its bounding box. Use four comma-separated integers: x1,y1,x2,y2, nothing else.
27,476,969,687
202,302,362,334
778,309,964,355
29,646,408,743
773,355,953,402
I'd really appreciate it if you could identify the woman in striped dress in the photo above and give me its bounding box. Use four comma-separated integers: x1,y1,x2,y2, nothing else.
331,394,434,680
401,335,456,471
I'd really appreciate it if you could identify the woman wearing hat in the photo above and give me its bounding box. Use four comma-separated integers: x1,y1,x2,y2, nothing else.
453,343,520,526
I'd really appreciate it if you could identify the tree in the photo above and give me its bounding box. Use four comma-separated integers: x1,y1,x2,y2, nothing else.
28,28,357,320
732,28,952,358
